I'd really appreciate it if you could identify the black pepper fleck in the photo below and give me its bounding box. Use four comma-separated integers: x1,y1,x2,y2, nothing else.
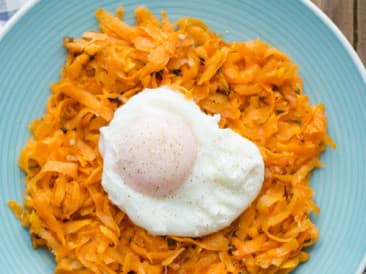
199,57,205,66
272,85,279,92
228,244,237,255
217,86,231,96
154,70,164,81
107,96,122,105
170,68,182,76
294,120,302,126
284,185,289,201
166,237,176,247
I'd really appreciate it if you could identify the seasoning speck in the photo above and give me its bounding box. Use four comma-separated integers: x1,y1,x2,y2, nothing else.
170,68,182,76
228,244,237,255
107,96,122,104
166,237,176,247
199,57,205,66
154,70,164,81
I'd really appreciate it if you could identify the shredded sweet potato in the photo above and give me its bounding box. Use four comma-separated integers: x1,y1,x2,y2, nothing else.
9,6,334,274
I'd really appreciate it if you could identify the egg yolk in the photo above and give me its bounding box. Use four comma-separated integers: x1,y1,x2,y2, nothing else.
116,110,197,197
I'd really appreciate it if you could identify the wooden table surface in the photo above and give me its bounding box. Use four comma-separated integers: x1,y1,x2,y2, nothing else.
312,0,366,66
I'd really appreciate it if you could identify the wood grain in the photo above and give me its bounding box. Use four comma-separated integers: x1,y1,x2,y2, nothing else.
311,0,366,66
311,0,354,44
357,0,366,64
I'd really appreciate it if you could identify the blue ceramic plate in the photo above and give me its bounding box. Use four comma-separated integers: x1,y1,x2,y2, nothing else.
0,0,365,273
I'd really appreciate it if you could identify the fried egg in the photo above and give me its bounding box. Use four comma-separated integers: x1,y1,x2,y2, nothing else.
99,86,264,237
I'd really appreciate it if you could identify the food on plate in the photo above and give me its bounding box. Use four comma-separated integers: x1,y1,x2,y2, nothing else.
8,5,334,274
99,86,264,237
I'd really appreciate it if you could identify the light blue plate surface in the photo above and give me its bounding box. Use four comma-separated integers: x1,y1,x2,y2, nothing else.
0,0,365,273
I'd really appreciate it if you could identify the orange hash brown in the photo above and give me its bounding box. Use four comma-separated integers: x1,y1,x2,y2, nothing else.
9,6,334,274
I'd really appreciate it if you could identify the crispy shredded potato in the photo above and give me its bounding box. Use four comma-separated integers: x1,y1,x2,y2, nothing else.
8,6,335,274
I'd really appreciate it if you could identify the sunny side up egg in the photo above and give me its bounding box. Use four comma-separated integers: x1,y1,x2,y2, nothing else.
99,86,264,237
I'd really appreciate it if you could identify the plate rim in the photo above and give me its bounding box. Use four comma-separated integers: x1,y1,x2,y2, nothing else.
0,0,38,41
298,3,366,270
0,0,365,273
300,0,366,84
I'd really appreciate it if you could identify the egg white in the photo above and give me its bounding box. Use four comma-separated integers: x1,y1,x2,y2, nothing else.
99,86,264,237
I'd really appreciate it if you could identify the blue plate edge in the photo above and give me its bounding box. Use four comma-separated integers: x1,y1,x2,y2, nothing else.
298,1,366,271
